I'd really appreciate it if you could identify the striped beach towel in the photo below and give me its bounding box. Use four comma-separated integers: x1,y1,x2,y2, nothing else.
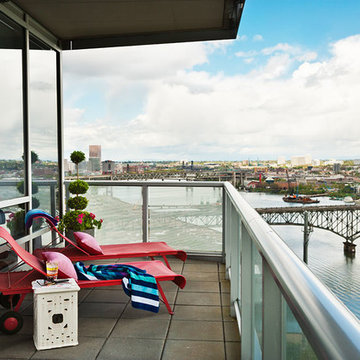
74,262,159,313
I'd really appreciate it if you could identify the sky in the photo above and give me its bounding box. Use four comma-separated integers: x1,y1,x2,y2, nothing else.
62,0,360,162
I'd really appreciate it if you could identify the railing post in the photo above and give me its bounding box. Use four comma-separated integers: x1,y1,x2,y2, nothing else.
230,204,240,317
222,186,226,263
224,191,231,279
263,259,283,360
241,222,253,360
50,183,57,244
65,183,70,212
142,185,148,243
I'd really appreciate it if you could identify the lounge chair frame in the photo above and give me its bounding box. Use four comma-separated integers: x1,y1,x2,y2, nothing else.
0,227,186,334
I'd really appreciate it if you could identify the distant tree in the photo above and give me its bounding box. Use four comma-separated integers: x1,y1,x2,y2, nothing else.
22,151,39,164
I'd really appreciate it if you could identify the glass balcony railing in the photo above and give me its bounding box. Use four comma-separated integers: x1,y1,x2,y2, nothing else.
66,180,224,255
23,179,359,359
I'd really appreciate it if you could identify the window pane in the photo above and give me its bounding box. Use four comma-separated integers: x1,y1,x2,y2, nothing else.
285,302,318,359
253,246,263,358
0,205,26,270
85,185,143,244
0,13,24,201
148,186,223,252
29,35,59,217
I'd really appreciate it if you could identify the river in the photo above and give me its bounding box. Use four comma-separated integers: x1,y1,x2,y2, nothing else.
240,191,360,320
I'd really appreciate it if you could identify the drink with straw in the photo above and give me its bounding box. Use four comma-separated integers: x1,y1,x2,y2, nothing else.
46,261,58,283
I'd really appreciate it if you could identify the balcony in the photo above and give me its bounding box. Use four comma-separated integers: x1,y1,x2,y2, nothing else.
2,180,360,359
0,257,238,360
1,1,360,358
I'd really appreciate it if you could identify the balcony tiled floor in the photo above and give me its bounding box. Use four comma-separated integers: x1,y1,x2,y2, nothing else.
0,258,240,360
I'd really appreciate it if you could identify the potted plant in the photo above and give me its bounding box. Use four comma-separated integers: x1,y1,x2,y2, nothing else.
58,150,103,239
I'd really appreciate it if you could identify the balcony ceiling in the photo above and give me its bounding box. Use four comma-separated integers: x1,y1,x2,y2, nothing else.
11,0,245,50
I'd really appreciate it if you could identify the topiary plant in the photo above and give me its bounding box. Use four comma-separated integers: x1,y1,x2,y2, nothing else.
68,179,89,195
70,151,85,179
58,150,103,233
67,196,88,210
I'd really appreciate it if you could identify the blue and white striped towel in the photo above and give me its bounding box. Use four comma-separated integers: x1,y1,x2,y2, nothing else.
74,262,159,313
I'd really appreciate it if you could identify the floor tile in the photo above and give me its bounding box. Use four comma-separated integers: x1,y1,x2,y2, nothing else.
221,293,230,306
78,288,92,302
180,280,220,293
97,338,164,360
78,317,117,337
226,341,241,359
32,336,106,360
78,302,126,318
84,289,129,303
121,302,171,320
184,263,219,272
173,305,222,321
224,321,241,342
222,307,236,322
158,280,179,292
110,318,170,339
176,292,221,306
220,280,230,293
168,320,223,341
162,340,225,360
182,271,219,281
0,334,36,359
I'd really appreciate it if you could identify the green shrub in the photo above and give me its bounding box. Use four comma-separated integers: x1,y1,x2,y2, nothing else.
67,196,88,210
70,151,85,165
68,180,89,195
16,181,39,195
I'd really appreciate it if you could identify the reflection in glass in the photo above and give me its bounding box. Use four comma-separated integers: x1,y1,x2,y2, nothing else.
149,187,223,252
0,13,24,201
85,186,143,244
0,205,25,270
285,302,318,359
253,246,263,358
29,35,59,218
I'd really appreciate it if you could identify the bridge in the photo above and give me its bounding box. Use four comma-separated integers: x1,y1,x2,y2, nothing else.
256,205,360,259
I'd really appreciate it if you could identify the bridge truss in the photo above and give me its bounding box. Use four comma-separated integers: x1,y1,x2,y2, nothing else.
256,205,360,243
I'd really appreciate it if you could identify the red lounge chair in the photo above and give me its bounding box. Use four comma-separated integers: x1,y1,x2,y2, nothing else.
0,227,186,334
27,212,186,269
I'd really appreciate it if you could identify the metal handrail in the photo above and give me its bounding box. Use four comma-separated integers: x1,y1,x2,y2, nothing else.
224,182,360,359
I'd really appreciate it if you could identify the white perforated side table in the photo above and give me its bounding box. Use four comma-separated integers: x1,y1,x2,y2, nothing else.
32,278,80,350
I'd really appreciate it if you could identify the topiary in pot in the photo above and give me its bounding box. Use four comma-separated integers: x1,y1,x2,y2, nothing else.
58,150,103,235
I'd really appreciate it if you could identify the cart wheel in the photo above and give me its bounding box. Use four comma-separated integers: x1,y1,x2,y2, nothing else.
0,293,20,309
0,311,24,334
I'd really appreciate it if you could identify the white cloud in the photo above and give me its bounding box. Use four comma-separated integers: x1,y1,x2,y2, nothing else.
237,35,248,41
60,35,360,160
253,34,264,42
235,50,258,58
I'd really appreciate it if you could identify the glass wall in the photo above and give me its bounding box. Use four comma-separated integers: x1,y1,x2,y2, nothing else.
253,246,263,358
0,9,60,264
285,302,317,359
148,186,223,252
0,13,24,201
29,34,59,223
85,185,143,244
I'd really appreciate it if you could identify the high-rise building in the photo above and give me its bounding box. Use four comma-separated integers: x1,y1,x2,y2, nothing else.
89,145,101,172
89,145,101,158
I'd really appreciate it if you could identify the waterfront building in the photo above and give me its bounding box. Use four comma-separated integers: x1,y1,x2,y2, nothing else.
102,160,116,175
